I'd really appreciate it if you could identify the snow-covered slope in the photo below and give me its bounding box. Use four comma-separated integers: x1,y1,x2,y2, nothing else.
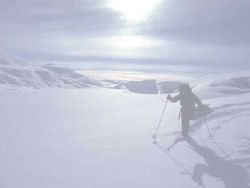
0,71,250,188
192,72,250,99
0,54,104,89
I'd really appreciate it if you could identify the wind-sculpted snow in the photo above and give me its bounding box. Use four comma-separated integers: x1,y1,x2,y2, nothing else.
0,54,104,89
192,72,250,99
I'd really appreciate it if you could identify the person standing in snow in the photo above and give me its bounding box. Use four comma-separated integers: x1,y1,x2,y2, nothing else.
167,84,202,137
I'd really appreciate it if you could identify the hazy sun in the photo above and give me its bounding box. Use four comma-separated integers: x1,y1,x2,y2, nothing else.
108,0,161,22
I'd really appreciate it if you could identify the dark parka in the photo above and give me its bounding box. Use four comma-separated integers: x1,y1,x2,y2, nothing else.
168,84,202,136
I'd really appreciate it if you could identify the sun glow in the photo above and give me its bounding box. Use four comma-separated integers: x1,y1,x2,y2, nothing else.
106,35,162,49
108,0,161,22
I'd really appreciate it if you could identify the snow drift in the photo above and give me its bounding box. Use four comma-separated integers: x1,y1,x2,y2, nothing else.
192,72,250,99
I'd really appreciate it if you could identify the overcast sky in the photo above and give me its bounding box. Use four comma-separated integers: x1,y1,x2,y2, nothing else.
0,0,250,70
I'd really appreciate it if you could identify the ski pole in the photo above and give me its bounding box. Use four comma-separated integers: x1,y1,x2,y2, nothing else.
153,99,168,139
204,118,212,137
203,118,228,157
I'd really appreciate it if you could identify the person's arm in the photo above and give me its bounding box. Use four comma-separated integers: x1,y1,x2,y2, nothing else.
167,94,181,103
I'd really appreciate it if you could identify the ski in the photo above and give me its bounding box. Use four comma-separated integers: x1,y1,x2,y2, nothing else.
167,136,187,151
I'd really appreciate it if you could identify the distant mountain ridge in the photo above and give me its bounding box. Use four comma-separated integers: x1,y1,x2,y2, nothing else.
0,53,105,89
1,53,249,97
0,52,183,93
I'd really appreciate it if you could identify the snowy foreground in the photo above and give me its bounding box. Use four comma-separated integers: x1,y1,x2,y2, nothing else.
1,79,250,188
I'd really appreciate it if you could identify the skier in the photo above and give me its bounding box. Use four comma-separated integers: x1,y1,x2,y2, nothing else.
167,84,202,137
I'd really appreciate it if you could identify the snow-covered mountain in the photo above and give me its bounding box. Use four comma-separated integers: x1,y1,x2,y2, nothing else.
0,53,105,89
0,53,182,94
1,53,250,97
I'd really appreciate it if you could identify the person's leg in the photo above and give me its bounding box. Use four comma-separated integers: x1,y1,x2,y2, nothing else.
181,114,190,137
186,120,190,136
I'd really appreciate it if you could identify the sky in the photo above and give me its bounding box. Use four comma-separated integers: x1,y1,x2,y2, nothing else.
1,0,250,74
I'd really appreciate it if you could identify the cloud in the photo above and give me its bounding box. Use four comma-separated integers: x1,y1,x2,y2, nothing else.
0,0,250,70
0,0,125,52
143,0,250,47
